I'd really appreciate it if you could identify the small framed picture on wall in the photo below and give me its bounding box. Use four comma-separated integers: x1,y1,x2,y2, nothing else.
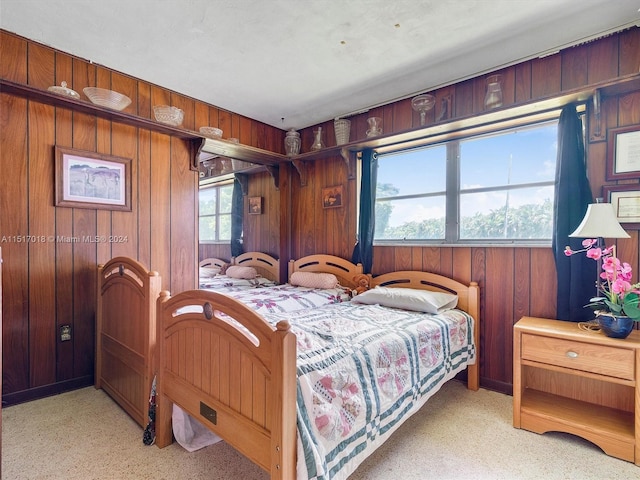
606,125,640,181
248,196,263,214
602,184,640,229
322,185,343,208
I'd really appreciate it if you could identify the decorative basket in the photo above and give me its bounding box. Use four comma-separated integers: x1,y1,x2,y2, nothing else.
334,118,351,145
83,87,131,111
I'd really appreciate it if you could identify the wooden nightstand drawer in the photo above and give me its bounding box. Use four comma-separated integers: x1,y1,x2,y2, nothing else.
521,333,635,380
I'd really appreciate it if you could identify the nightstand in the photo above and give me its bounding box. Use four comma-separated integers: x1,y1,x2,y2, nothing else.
513,316,640,465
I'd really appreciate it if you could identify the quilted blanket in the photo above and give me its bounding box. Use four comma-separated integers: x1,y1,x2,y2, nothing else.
264,302,476,480
220,284,353,315
198,275,276,291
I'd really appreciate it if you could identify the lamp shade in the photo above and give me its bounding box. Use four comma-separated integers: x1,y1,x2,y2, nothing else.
569,203,630,239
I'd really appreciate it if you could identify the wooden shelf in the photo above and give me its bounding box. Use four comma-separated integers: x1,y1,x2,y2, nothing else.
199,138,286,167
521,389,635,462
522,388,635,442
287,72,640,183
1,78,199,139
0,78,287,174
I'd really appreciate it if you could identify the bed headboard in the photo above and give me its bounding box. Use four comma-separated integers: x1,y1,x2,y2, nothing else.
288,254,364,289
199,257,229,269
232,251,280,283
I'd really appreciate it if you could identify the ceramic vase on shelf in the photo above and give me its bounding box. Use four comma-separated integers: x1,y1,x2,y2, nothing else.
334,118,351,145
598,314,634,339
311,127,325,151
284,128,301,156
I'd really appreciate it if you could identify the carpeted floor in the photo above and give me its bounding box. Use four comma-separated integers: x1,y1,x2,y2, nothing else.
2,380,637,479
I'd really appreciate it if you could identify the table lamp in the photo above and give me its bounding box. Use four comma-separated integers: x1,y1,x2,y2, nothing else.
569,201,630,295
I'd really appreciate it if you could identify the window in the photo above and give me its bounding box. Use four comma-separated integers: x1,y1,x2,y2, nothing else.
375,119,559,244
199,182,233,242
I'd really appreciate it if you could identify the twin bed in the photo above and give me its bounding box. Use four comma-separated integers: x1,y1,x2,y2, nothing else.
96,253,479,479
198,251,280,290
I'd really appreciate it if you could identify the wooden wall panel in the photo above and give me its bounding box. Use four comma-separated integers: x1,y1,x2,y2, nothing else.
1,30,284,403
26,43,57,387
530,55,561,99
3,28,639,403
1,93,29,394
619,28,640,75
561,44,588,90
587,35,619,84
282,29,640,394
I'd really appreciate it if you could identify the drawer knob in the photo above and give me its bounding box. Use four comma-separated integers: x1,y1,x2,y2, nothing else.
566,351,579,358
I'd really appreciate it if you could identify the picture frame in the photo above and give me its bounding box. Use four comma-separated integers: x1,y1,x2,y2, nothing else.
248,196,263,214
606,125,640,181
55,146,131,211
322,185,343,209
602,184,640,230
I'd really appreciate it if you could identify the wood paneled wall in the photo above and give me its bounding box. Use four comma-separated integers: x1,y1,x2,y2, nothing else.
283,28,640,394
2,28,639,403
0,30,283,404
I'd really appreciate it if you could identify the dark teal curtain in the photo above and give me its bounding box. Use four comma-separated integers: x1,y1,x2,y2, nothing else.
230,174,245,257
552,104,594,321
351,149,377,273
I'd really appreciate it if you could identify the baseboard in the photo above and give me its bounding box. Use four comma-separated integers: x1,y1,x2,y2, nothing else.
2,375,94,407
481,377,513,396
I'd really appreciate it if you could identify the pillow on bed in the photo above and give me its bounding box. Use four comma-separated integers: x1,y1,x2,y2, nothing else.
290,271,339,289
225,265,258,279
199,266,221,278
351,286,458,314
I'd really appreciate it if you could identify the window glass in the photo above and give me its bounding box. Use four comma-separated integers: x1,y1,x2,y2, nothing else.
199,182,233,242
374,119,559,244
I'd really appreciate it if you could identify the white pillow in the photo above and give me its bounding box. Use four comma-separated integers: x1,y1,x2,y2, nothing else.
351,286,458,314
290,271,339,289
225,265,258,279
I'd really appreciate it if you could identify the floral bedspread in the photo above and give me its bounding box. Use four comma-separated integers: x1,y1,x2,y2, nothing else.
219,284,353,315
198,275,277,291
264,302,476,480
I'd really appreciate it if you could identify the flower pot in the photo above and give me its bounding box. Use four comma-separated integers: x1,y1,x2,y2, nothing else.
598,314,635,339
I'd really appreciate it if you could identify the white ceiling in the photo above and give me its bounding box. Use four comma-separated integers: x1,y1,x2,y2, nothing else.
2,1,639,131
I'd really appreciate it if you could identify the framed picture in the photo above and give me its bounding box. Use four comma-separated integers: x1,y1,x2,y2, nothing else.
248,196,263,214
606,125,640,181
55,146,131,211
602,184,640,229
322,185,343,209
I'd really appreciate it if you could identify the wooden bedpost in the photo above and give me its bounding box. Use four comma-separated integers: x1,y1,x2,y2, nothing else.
270,320,297,479
155,290,173,448
95,263,105,390
466,281,480,391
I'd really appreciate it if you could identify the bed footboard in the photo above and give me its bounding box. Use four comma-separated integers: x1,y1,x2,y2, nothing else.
96,257,161,427
155,289,297,478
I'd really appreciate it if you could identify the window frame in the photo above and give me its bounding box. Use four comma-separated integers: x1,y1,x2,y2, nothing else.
198,180,234,244
373,113,565,247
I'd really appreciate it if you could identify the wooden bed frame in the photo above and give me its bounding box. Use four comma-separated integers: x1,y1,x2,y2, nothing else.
287,253,363,289
233,251,280,283
95,257,162,427
199,257,228,269
199,252,280,283
97,253,361,428
154,270,480,478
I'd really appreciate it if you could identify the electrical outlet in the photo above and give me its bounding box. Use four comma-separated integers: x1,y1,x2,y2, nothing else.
60,324,72,341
